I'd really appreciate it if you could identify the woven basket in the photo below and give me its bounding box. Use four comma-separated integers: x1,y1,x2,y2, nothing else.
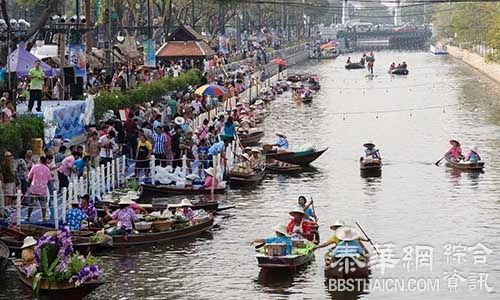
151,220,172,232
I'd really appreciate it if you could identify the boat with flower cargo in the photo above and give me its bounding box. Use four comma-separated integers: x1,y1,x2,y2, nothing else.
0,224,111,255
14,227,104,298
108,216,214,247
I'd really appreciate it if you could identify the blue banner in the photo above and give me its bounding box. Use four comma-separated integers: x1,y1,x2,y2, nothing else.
68,43,87,79
144,39,156,67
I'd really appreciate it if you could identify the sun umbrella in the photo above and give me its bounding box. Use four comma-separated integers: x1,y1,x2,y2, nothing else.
271,58,288,66
195,84,229,97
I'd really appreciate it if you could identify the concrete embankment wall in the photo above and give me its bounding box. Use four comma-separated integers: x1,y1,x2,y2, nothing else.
447,45,500,84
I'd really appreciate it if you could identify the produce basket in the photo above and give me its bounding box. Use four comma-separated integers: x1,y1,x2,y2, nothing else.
135,221,152,232
265,243,286,256
152,220,172,232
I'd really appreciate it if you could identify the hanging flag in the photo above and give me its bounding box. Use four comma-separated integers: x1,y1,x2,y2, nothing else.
143,39,156,67
69,43,87,79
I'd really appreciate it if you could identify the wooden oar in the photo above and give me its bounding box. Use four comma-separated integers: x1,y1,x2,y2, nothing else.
435,154,446,166
355,221,380,256
255,242,265,249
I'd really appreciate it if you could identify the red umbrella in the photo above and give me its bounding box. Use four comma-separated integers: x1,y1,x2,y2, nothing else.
271,58,288,67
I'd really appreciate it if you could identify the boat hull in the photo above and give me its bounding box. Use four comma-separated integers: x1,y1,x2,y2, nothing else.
239,131,265,147
109,218,214,247
266,161,303,173
324,257,371,279
0,240,9,275
256,252,314,269
140,183,226,199
391,68,409,75
444,156,484,171
360,159,382,171
345,63,365,70
265,148,328,166
15,261,104,298
229,168,267,187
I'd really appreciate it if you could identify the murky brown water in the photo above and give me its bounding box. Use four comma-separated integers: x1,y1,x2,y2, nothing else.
2,51,500,300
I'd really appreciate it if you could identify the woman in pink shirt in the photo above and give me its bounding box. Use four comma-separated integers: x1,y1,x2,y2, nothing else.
27,156,52,221
447,139,464,161
57,151,77,192
203,167,218,190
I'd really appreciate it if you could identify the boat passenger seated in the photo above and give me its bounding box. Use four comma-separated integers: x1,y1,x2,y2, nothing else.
401,61,407,69
447,139,464,161
251,224,293,255
203,167,218,189
104,195,138,235
389,62,396,71
466,145,481,163
286,206,316,242
346,57,351,64
362,141,380,160
273,133,289,151
65,198,88,231
329,227,368,259
174,198,195,223
20,236,37,267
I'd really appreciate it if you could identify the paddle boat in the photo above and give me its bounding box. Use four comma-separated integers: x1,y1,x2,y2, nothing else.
345,62,365,70
264,147,328,166
238,130,265,147
444,155,485,171
390,68,409,75
229,166,267,187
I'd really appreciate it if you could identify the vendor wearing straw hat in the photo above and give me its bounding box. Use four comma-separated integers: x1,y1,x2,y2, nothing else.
203,167,218,190
65,197,87,231
250,225,293,255
286,206,315,242
273,133,289,151
447,139,464,161
172,198,195,223
104,195,138,235
312,220,345,251
21,236,37,266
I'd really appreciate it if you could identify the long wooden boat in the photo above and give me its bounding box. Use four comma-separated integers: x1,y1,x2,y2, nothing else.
140,199,219,212
265,148,328,166
345,63,365,70
109,217,214,247
390,68,409,75
140,183,226,199
0,240,9,275
14,260,104,298
0,225,111,254
444,156,485,171
324,241,371,279
266,160,302,173
360,158,382,171
239,131,265,147
229,168,267,187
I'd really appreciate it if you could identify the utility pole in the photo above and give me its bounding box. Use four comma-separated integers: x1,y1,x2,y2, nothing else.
191,0,195,27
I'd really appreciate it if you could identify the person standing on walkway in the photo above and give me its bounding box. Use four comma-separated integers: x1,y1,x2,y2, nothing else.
27,60,45,112
152,126,167,166
57,150,77,192
99,130,117,166
0,151,16,209
27,156,51,221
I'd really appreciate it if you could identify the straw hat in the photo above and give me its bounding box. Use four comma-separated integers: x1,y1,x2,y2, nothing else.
276,132,287,138
251,147,260,153
449,139,460,146
244,146,252,151
118,195,133,205
236,102,243,106
204,167,215,177
471,145,478,152
126,190,139,200
21,236,37,249
241,153,250,161
335,227,360,241
363,141,375,147
174,116,185,125
273,224,289,236
330,220,345,230
289,205,306,217
171,198,194,208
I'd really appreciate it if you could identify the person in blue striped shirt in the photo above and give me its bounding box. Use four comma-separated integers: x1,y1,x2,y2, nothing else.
152,126,167,166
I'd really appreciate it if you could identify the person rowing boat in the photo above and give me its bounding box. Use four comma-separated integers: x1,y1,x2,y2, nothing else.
446,139,464,161
362,141,380,160
273,132,289,151
250,224,293,255
312,220,344,251
297,196,317,222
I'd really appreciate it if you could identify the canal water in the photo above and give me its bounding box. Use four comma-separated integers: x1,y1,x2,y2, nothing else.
2,51,499,299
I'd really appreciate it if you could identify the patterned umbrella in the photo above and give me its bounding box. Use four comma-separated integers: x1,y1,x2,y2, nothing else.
194,84,229,97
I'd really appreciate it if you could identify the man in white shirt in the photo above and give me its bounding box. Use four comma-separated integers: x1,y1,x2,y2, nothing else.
99,130,117,166
191,98,203,115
